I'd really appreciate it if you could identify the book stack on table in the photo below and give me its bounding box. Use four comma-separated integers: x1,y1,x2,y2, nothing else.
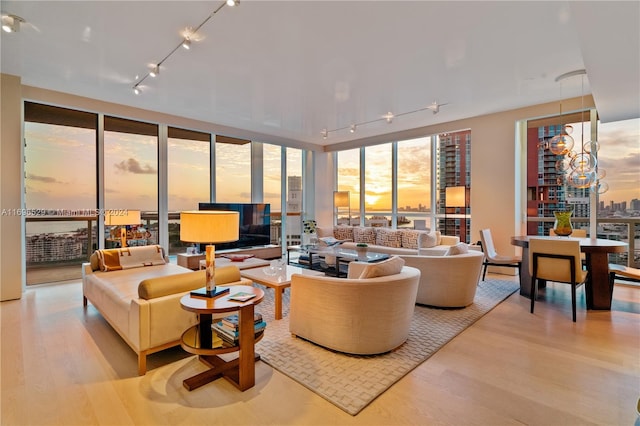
297,253,321,266
212,312,266,347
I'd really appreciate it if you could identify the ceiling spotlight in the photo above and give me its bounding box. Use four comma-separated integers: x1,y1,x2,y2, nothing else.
350,124,356,133
321,129,328,139
2,14,24,33
182,37,191,50
133,86,141,95
226,0,239,6
384,112,394,123
149,65,159,77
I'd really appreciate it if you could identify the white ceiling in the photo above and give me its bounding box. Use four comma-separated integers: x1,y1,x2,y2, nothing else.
2,1,638,148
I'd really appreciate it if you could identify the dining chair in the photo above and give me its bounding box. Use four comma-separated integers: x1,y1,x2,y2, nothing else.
478,229,521,281
549,228,587,264
529,238,588,322
608,264,640,287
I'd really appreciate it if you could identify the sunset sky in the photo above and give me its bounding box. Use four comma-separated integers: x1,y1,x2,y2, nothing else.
24,118,638,215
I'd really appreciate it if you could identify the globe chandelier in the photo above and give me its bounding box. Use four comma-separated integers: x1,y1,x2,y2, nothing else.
548,69,607,194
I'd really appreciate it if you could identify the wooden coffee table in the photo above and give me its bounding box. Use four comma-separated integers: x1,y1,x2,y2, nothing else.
240,265,324,320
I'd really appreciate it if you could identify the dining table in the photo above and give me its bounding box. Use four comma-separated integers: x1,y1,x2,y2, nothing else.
510,236,628,310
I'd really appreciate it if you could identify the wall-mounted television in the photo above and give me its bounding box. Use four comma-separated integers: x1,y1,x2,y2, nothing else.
198,203,271,250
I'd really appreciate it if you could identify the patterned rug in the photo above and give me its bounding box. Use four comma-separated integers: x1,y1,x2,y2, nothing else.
254,278,519,416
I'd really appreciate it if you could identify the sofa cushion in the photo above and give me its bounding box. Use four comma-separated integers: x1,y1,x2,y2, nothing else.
375,228,403,248
358,256,405,279
353,226,377,244
138,270,204,299
96,245,166,272
401,229,427,249
333,226,354,241
445,242,469,256
420,231,441,248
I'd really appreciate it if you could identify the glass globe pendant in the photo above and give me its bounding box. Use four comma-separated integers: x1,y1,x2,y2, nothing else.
570,153,597,171
549,132,574,155
567,169,596,188
583,140,600,154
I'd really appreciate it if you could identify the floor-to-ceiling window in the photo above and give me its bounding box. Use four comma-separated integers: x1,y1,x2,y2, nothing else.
286,148,303,245
596,117,640,267
397,136,431,229
24,102,98,284
215,135,251,202
437,130,471,242
336,148,360,225
364,143,392,226
264,143,282,245
104,116,159,248
167,127,211,254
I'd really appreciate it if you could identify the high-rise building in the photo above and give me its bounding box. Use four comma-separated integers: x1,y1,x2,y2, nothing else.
438,130,471,243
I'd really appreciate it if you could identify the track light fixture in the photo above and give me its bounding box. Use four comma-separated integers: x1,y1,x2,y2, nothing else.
321,101,448,139
131,1,238,95
384,112,394,123
2,13,24,33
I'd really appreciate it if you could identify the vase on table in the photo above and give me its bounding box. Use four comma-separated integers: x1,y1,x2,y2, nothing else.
356,245,368,261
553,208,574,236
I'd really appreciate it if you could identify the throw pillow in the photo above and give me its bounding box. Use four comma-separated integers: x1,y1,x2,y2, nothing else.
96,245,166,271
375,228,403,248
401,229,426,249
419,232,439,248
444,242,470,256
358,256,405,279
353,226,376,244
333,226,354,241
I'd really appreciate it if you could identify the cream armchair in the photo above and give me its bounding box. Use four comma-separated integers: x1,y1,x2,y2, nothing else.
289,264,420,355
400,250,484,308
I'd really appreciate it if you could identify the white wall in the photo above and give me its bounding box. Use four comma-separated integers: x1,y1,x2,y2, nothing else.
1,74,24,301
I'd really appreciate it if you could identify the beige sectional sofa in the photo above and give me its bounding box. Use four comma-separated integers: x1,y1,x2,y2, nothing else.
82,245,251,375
316,225,459,255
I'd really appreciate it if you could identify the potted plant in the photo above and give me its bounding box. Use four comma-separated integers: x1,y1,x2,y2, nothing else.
356,243,368,260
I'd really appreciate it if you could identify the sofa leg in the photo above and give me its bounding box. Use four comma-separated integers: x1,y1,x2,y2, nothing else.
83,296,87,307
138,352,147,376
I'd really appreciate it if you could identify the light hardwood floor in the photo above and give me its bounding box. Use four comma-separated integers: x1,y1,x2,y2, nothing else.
1,274,639,425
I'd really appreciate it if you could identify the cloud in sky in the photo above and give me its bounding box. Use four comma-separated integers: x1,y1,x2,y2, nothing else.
27,173,60,183
114,158,157,174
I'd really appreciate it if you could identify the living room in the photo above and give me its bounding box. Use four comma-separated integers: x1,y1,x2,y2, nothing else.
1,1,639,424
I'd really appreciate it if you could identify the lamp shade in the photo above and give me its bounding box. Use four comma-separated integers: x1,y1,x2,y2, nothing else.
445,186,467,208
333,191,350,208
105,210,141,226
180,211,239,243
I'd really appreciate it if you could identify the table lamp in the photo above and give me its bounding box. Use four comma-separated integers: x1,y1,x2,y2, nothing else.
333,191,350,225
105,210,141,248
445,186,467,241
180,210,240,298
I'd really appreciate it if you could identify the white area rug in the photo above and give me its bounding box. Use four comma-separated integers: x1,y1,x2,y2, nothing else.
254,279,519,415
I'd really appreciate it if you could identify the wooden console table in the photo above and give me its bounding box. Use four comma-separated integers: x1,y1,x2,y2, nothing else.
179,285,264,391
